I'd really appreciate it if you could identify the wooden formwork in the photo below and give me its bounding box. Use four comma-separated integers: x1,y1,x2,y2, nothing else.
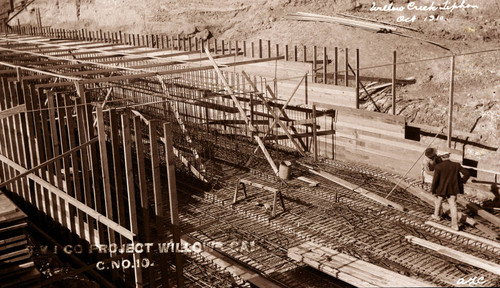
0,67,187,287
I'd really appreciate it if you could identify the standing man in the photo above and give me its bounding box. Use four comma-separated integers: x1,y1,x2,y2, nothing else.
431,153,470,231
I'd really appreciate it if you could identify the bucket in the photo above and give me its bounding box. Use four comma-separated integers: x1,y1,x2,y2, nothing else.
278,161,292,180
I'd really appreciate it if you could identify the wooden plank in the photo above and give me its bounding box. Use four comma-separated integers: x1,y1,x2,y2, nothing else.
132,115,154,286
288,241,434,287
304,165,406,211
75,96,95,243
10,80,30,203
406,235,500,276
0,103,25,119
96,106,117,246
56,93,76,235
242,71,306,156
47,91,66,228
262,130,335,140
2,78,19,197
313,101,406,126
456,198,500,228
83,92,104,245
425,221,500,251
26,84,46,215
0,137,98,190
149,120,163,217
0,154,134,240
0,78,9,188
121,113,143,287
37,87,58,221
164,122,183,287
64,93,86,243
109,109,126,232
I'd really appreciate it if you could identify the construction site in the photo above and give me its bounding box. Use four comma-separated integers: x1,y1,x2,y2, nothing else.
0,0,499,287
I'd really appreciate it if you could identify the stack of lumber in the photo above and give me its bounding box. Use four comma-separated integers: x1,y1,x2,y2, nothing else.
286,12,397,33
0,192,40,287
288,241,434,287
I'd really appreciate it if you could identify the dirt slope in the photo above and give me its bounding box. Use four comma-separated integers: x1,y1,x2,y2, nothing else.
2,0,499,157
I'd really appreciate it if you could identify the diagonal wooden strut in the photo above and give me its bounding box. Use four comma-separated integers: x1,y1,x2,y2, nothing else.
242,71,306,156
254,75,306,151
204,46,279,174
0,137,98,189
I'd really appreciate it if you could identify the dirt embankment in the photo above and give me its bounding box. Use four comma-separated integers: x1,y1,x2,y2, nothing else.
5,0,500,157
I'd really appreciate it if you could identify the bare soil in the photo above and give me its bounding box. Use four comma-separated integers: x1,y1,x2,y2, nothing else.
2,0,499,167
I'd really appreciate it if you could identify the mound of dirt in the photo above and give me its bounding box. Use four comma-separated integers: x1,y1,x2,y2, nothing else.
3,0,499,151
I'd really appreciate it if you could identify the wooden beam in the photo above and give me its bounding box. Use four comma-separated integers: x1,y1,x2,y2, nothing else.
425,221,500,251
34,56,285,89
302,165,406,211
289,241,434,287
262,130,334,140
406,235,500,276
0,137,98,189
242,71,306,156
456,198,500,228
164,122,183,288
121,113,144,287
0,104,25,120
96,106,118,244
0,154,134,240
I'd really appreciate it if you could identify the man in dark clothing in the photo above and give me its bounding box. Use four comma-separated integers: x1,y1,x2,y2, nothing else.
431,154,470,231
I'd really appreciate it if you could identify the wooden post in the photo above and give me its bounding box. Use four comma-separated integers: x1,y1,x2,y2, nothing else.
164,123,184,288
448,55,455,148
221,40,225,55
109,109,126,235
312,104,318,161
345,48,349,86
149,121,163,216
243,40,247,56
275,44,279,57
392,50,396,115
121,113,143,288
133,116,154,286
334,47,338,85
313,45,317,83
267,40,271,58
355,48,359,109
259,39,262,58
251,41,254,57
323,47,327,84
294,45,298,62
303,45,307,62
285,45,289,61
47,92,66,228
305,73,308,105
96,107,116,252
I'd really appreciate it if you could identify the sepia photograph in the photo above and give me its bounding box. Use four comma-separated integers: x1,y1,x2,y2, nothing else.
0,0,499,287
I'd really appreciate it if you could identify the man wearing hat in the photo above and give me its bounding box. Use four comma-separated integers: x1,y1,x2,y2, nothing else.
422,147,442,184
431,153,470,231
